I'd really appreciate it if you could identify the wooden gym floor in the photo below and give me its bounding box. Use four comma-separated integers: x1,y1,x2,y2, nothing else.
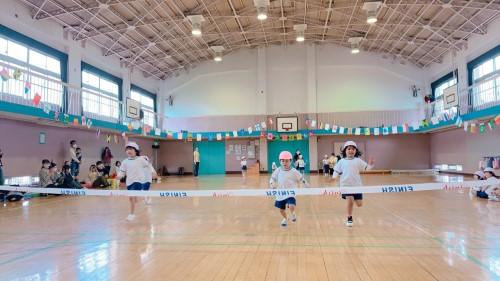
0,173,499,281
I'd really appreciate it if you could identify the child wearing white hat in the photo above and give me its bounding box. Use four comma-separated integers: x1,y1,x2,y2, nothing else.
331,141,376,227
117,142,150,221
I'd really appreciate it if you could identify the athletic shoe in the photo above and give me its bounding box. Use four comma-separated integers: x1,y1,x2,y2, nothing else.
291,213,297,222
488,196,499,202
346,216,353,227
281,219,287,226
145,197,152,205
126,214,135,222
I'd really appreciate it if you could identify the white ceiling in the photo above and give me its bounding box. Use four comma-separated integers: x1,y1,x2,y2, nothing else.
17,0,500,80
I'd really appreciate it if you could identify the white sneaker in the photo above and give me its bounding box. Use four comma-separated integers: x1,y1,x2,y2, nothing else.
291,213,297,222
145,197,152,205
488,196,500,201
281,219,287,226
346,217,353,227
126,214,135,222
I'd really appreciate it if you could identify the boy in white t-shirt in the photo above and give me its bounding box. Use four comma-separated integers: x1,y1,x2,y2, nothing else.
117,142,149,222
322,155,329,177
241,156,247,177
295,154,306,175
270,151,310,226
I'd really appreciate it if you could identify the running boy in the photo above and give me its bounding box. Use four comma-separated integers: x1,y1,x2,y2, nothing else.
270,151,310,226
332,141,375,227
117,142,149,222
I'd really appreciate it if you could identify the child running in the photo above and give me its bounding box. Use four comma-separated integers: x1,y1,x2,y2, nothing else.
270,151,310,226
332,141,375,227
117,142,149,222
241,156,247,177
141,155,158,205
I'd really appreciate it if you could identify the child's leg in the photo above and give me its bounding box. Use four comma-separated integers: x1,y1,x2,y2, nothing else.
355,200,363,208
129,196,136,215
280,209,287,219
289,204,296,215
346,196,355,216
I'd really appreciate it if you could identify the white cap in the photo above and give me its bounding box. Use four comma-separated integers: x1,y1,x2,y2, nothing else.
343,141,357,149
474,171,485,178
242,156,246,159
141,155,149,162
325,155,328,158
484,167,494,172
126,142,139,151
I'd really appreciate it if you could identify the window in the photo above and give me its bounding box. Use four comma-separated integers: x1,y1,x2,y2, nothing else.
81,63,122,120
468,46,500,109
0,25,66,108
431,71,457,117
131,85,156,127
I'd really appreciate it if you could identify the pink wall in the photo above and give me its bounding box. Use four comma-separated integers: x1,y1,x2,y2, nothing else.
316,134,432,170
158,141,193,175
0,118,155,177
430,128,500,174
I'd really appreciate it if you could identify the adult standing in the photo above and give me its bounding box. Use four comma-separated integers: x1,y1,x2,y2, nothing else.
328,153,337,176
293,149,301,169
0,148,4,186
69,140,80,177
101,147,113,176
193,147,200,177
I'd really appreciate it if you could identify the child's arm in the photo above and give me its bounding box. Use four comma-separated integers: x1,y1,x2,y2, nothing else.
365,156,376,171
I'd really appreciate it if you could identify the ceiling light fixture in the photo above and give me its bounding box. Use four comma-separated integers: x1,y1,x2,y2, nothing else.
362,2,382,24
348,37,363,54
210,46,225,62
254,0,270,21
187,15,205,36
293,24,307,42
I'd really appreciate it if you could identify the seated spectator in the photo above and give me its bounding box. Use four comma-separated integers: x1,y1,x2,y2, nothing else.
59,165,83,189
84,165,110,188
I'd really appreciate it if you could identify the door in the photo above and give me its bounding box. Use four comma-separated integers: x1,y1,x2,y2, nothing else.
267,140,309,173
194,142,226,175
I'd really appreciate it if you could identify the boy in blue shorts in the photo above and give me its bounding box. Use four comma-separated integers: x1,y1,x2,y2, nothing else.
270,151,310,226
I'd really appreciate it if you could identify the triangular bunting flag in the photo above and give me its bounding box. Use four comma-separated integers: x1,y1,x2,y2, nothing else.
364,128,370,136
494,114,500,125
470,123,476,134
374,128,380,135
33,93,41,106
488,120,495,130
455,117,463,127
225,133,230,140
311,120,316,127
325,124,330,130
106,134,111,143
392,126,398,134
96,128,101,139
479,123,485,134
268,117,273,125
216,133,222,140
114,135,119,143
0,67,10,81
208,134,213,141
463,121,469,131
233,130,238,137
13,68,22,80
261,122,266,129
354,128,360,135
281,135,288,141
73,118,78,126
267,133,273,140
24,81,31,94
382,127,389,135
248,127,253,134
332,125,338,133
188,134,193,141
296,133,302,140
412,122,420,131
196,134,202,141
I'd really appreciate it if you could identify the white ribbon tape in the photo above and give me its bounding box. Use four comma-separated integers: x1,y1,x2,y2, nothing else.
1,180,495,198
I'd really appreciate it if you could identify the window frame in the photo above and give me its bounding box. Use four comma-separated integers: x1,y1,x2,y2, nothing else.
81,62,122,119
131,84,156,127
0,24,68,108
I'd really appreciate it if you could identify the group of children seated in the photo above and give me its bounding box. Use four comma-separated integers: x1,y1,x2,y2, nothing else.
471,167,500,201
38,159,125,191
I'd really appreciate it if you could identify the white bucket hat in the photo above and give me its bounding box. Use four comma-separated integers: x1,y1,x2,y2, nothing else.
474,171,485,178
343,141,357,149
126,142,139,151
484,167,494,173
